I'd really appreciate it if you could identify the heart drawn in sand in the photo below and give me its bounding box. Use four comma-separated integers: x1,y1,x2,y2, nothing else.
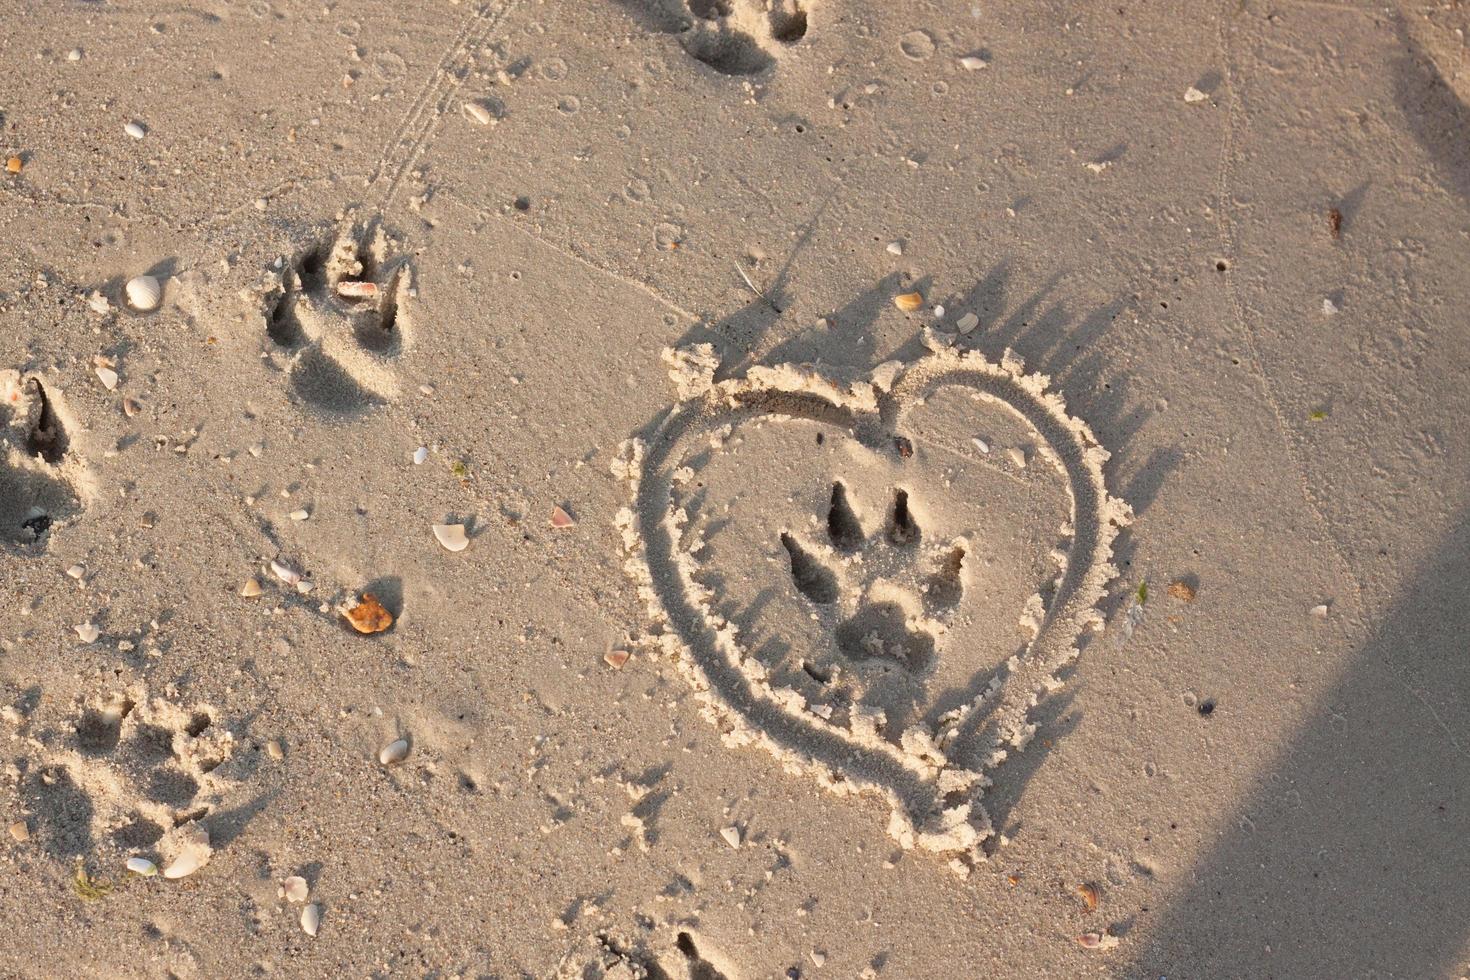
613,332,1131,873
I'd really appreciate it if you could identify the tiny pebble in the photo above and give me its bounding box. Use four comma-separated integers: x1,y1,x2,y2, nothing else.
123,121,147,140
412,446,428,465
289,509,309,521
379,738,410,765
126,857,158,877
300,903,321,937
266,740,285,760
8,820,29,843
720,825,741,848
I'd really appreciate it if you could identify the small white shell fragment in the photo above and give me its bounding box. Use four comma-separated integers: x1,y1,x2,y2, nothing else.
432,523,470,552
94,365,119,390
122,396,143,417
123,121,147,140
66,564,85,580
280,875,309,902
295,579,314,594
125,275,162,312
9,820,29,842
335,280,377,299
1007,447,1027,468
126,857,158,877
74,622,100,644
240,578,263,598
1184,86,1207,103
379,738,410,765
1084,160,1111,174
289,508,310,521
886,241,903,256
162,849,204,879
956,312,980,333
958,55,988,70
68,48,82,61
269,559,301,585
719,825,741,849
300,903,321,937
1310,603,1329,618
1321,297,1339,316
86,292,111,314
972,437,991,454
412,446,429,465
463,101,493,125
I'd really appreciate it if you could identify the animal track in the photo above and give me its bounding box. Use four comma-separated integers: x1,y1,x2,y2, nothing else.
0,372,88,548
264,218,413,415
781,484,966,673
17,690,233,862
616,0,810,75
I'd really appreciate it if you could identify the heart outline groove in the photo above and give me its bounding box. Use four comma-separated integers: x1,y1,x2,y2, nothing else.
613,332,1132,872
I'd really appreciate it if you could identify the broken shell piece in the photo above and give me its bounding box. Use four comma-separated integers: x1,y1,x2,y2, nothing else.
280,875,309,903
269,559,301,586
1311,603,1329,618
1184,86,1207,103
74,622,100,644
162,850,205,880
94,365,119,391
161,825,211,880
122,397,142,417
5,156,21,175
893,291,923,313
549,505,576,529
289,508,309,521
123,121,147,140
8,820,29,842
66,564,85,580
412,446,428,465
432,523,469,552
604,649,631,669
958,54,989,70
1007,446,1027,468
126,857,158,877
342,593,393,634
336,280,378,299
463,101,494,126
379,738,410,765
300,903,321,937
240,578,263,598
956,312,980,333
719,825,741,849
1078,881,1099,912
124,274,162,312
1077,931,1119,950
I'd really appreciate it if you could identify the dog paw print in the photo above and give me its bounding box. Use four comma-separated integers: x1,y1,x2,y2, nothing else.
264,220,413,415
18,692,233,860
619,0,810,75
0,372,88,548
780,481,967,673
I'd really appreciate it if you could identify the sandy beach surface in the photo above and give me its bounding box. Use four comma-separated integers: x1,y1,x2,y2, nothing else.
3,1,1469,977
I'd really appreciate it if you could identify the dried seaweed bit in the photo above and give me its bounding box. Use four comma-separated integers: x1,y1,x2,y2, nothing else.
73,861,114,900
1135,581,1148,605
343,593,393,634
1329,207,1343,239
1166,580,1196,602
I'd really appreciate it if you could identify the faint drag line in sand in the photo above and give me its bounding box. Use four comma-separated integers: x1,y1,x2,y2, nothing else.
438,190,700,321
370,0,524,213
1213,8,1459,747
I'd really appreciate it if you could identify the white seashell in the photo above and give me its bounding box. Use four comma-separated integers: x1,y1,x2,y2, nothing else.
958,55,988,70
300,903,321,937
123,121,147,140
289,509,309,521
412,446,428,465
86,292,111,314
75,622,100,644
886,241,903,256
1184,86,1207,103
240,578,263,598
126,857,157,876
280,875,309,902
972,437,991,454
295,579,314,594
335,280,377,299
162,850,204,879
379,737,410,765
1007,447,1027,468
95,366,119,390
432,523,469,552
463,101,494,126
720,825,742,849
1311,603,1329,618
269,559,300,585
124,274,161,311
66,565,85,580
956,312,980,333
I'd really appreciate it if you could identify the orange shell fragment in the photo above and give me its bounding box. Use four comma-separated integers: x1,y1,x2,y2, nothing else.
550,505,576,529
344,593,393,634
